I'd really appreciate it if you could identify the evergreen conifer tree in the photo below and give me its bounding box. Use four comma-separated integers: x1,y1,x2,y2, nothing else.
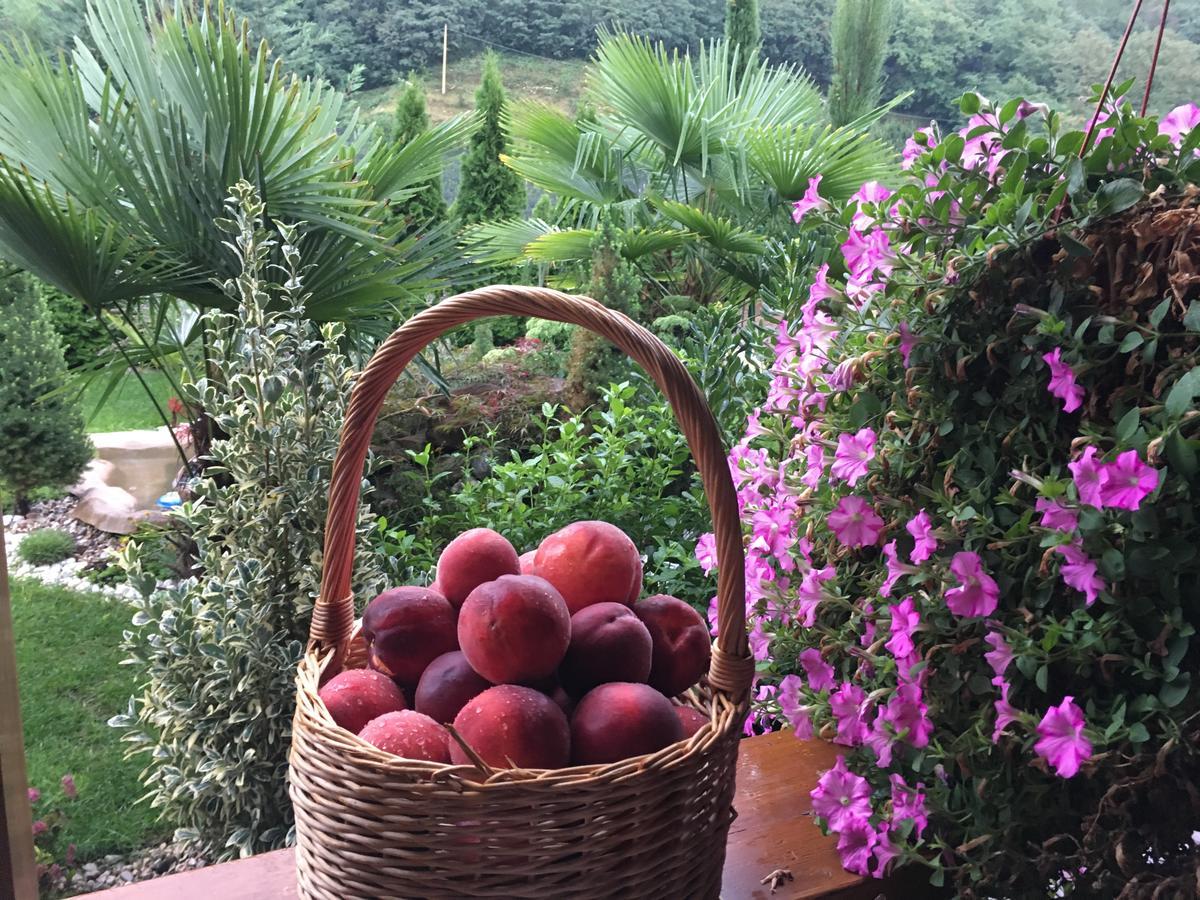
828,0,893,126
392,76,447,229
0,272,93,513
724,0,761,72
453,53,526,226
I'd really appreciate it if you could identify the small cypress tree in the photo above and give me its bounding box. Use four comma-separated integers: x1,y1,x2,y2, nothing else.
0,272,93,513
392,76,447,230
453,53,526,226
724,0,761,73
828,0,893,126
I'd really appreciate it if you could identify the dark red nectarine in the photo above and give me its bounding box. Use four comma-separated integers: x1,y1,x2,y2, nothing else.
533,521,642,613
450,684,570,769
414,651,491,724
436,528,520,609
571,682,683,765
674,704,709,738
559,602,652,696
634,594,711,697
362,586,458,688
358,710,451,763
457,574,571,684
318,668,407,735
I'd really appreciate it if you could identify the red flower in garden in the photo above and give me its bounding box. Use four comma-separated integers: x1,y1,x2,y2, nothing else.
167,396,185,416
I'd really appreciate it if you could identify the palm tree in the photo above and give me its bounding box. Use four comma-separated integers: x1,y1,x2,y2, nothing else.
468,32,903,306
0,0,473,421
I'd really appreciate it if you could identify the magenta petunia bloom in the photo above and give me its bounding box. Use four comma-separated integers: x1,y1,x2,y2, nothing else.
750,506,796,565
1036,497,1079,533
748,621,773,662
831,427,877,486
945,551,1000,617
872,824,900,877
849,180,895,231
898,322,919,367
828,496,885,548
1069,446,1107,508
792,175,828,222
811,755,872,832
992,676,1020,743
695,532,717,574
902,125,937,169
1160,102,1200,147
1042,348,1085,413
879,540,908,597
835,817,878,874
809,263,837,305
707,595,720,637
800,648,836,692
984,629,1014,677
864,716,895,766
885,596,920,659
905,509,937,564
802,442,827,491
1054,543,1106,606
830,682,872,746
1035,696,1093,778
882,682,932,748
1099,450,1160,510
890,774,928,837
796,564,836,626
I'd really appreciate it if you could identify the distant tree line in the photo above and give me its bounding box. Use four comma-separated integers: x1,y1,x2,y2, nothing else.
2,0,1198,120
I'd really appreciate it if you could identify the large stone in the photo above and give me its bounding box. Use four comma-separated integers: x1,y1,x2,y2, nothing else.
73,484,140,535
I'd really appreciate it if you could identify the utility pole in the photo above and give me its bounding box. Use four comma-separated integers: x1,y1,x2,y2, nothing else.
0,509,37,900
442,24,448,95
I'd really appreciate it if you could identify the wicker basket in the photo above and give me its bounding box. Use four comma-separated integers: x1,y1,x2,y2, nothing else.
289,286,753,899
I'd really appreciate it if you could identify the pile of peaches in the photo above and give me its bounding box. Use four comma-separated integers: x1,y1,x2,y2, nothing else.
318,520,713,770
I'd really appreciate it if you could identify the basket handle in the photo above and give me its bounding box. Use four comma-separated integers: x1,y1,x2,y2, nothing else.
312,285,754,699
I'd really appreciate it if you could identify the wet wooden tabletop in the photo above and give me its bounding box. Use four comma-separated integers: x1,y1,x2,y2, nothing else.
86,730,907,899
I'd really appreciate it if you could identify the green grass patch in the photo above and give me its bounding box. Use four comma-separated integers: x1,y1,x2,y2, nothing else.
79,370,175,433
12,578,165,859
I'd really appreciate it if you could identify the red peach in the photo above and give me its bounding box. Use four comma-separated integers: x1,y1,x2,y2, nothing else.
318,668,407,734
675,704,709,738
533,521,642,613
414,651,492,724
358,710,451,763
450,685,570,769
559,602,652,696
518,549,538,575
548,684,576,717
362,586,458,688
436,528,520,609
571,682,684,765
634,594,711,697
457,575,571,684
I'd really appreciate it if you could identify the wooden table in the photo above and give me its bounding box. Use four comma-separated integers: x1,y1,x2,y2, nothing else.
86,731,899,899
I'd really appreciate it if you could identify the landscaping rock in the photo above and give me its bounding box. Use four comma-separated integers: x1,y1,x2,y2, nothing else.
66,839,212,895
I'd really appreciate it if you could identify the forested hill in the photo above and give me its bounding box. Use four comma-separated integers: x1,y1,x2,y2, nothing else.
2,0,1197,123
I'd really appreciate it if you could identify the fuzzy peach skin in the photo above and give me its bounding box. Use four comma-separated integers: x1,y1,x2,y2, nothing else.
570,682,683,765
362,586,459,688
457,574,571,684
558,602,653,696
518,549,538,575
358,710,451,763
532,521,643,613
450,684,570,769
435,528,521,609
318,668,407,734
634,594,711,697
414,651,492,725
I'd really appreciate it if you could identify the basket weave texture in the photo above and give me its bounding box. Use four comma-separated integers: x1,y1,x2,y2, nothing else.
290,286,752,899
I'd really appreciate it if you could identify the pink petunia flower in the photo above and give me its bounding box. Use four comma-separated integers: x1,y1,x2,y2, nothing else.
792,175,828,222
779,675,815,739
898,322,919,367
864,715,895,766
902,125,937,169
748,621,773,661
811,755,872,832
27,787,40,804
849,180,895,231
905,510,937,564
885,596,920,659
945,551,1000,617
1036,498,1079,533
707,595,720,637
1160,102,1200,147
1099,450,1160,510
830,682,872,746
872,824,900,878
750,506,796,567
796,564,836,626
859,604,877,647
695,532,718,574
1054,543,1106,606
828,496,885,548
831,427,877,486
836,817,878,874
808,263,837,305
800,648,836,692
1035,696,1093,778
802,442,827,491
879,541,908,597
992,676,1020,743
890,774,928,837
984,630,1014,677
32,820,47,836
1069,446,1107,508
882,682,932,748
1042,348,1085,413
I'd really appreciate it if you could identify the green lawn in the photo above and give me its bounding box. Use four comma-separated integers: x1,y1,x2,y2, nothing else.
12,578,166,859
80,370,175,433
